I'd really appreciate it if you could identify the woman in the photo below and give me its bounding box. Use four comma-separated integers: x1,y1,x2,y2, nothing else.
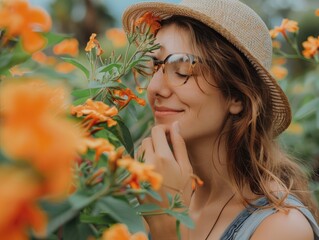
122,0,319,239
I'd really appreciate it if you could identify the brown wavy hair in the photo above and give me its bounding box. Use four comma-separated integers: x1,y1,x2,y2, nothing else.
160,16,319,221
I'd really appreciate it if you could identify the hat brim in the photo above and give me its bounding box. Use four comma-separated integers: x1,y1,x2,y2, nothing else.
122,2,291,136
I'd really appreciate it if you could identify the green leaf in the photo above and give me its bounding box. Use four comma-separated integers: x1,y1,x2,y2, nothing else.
42,200,79,236
129,58,143,69
95,196,146,233
0,51,13,70
80,213,115,225
97,63,122,73
295,98,319,120
69,191,96,210
72,96,89,105
109,117,134,157
71,88,100,98
0,41,30,71
43,32,70,46
135,203,161,213
140,183,162,201
43,32,72,47
167,193,173,206
62,217,94,240
164,209,195,229
44,191,103,235
62,57,89,78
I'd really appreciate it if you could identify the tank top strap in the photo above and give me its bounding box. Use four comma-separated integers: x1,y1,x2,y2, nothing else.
221,194,319,240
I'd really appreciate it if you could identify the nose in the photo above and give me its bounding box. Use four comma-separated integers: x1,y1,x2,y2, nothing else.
147,68,173,98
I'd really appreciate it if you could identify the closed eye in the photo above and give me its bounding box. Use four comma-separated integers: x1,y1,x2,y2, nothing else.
175,72,191,78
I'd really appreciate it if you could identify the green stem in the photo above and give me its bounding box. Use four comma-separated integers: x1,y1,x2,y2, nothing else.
139,210,167,216
274,51,315,63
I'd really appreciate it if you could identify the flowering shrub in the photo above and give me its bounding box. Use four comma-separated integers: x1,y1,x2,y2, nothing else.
0,1,193,239
269,12,319,201
0,0,318,239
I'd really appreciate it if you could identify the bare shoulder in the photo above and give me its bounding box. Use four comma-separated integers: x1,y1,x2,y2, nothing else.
250,208,314,240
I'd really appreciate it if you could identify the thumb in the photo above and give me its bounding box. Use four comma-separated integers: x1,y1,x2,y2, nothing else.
170,121,192,173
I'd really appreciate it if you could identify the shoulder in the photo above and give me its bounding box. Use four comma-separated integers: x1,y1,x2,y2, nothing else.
250,208,314,240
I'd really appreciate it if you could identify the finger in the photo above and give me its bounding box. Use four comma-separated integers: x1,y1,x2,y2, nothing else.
170,121,192,173
139,137,155,165
151,125,175,160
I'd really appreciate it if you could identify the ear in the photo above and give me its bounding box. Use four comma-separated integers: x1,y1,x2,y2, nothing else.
229,97,243,115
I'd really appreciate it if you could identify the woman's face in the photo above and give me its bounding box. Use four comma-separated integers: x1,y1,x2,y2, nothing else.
147,24,233,143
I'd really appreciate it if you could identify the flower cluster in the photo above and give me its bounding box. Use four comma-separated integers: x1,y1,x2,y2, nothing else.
0,2,193,239
0,0,51,53
71,98,119,128
0,78,83,238
0,79,82,197
268,10,319,142
302,36,319,59
269,16,319,64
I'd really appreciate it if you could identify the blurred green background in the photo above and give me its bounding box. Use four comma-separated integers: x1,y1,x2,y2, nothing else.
30,0,319,203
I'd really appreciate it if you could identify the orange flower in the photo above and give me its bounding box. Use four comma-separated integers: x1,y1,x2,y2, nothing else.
270,65,288,80
113,88,146,108
302,36,319,59
134,12,161,34
286,123,303,135
106,28,127,48
118,157,162,190
0,79,83,197
85,33,104,56
55,62,76,74
135,86,145,94
315,9,319,16
272,58,286,65
0,0,52,53
53,38,79,57
85,33,97,51
71,99,118,128
32,51,57,65
85,167,107,186
272,40,282,49
102,223,147,240
291,84,304,94
79,137,116,162
191,174,204,190
0,166,47,239
269,19,299,39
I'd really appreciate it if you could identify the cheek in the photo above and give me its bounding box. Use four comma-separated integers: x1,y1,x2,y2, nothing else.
146,87,155,109
178,96,229,140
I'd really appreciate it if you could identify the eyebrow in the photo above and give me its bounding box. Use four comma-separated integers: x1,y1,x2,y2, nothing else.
149,46,168,60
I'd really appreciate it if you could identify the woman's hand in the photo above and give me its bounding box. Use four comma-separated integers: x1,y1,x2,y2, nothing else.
138,121,193,206
137,121,193,239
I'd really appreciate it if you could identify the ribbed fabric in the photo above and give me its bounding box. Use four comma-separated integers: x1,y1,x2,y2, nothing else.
221,195,319,240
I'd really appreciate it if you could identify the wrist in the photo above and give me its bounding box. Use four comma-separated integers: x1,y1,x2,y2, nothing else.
145,214,178,238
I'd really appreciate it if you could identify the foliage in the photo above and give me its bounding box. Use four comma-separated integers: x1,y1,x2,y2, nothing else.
268,15,319,201
0,0,318,239
0,0,193,239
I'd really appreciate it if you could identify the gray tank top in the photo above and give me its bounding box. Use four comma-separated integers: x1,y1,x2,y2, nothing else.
221,195,319,240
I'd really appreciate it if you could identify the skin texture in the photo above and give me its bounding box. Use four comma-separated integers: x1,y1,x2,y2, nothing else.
138,24,314,240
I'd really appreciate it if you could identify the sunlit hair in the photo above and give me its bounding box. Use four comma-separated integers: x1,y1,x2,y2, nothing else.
160,16,318,221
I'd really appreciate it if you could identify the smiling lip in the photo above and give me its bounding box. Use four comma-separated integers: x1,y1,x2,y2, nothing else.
154,106,184,117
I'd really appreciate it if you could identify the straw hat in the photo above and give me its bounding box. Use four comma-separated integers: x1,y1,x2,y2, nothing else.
122,0,291,135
